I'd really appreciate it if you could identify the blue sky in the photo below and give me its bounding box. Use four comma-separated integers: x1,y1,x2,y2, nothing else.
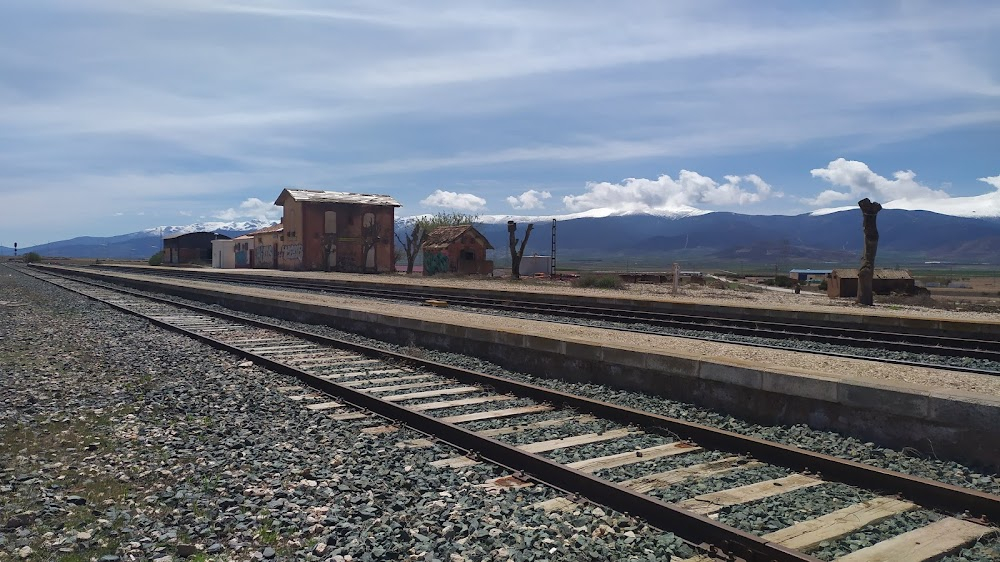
1,1,999,246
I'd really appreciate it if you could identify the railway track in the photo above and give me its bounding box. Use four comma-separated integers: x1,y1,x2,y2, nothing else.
77,264,1000,376
17,264,1000,562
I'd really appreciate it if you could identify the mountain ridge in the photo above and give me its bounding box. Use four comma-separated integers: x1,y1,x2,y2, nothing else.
4,210,1000,264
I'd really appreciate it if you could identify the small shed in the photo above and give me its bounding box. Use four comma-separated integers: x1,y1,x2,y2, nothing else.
163,232,229,265
520,255,552,276
828,269,915,298
789,269,833,284
421,225,494,276
211,238,236,269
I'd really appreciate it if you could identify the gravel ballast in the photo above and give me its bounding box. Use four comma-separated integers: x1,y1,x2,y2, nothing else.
10,268,999,561
1,268,695,561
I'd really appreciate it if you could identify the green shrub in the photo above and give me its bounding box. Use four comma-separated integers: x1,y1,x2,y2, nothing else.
818,280,828,291
572,273,625,289
22,251,41,263
148,251,163,266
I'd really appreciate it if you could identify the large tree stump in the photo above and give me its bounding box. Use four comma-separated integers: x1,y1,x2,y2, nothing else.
857,198,882,306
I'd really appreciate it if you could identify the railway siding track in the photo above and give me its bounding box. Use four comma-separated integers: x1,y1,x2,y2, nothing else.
83,264,1000,375
19,265,1000,562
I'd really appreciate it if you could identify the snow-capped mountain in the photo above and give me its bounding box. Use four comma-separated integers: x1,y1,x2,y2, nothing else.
141,219,278,237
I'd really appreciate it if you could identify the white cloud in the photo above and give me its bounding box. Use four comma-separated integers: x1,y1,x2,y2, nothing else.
562,171,779,213
213,197,283,221
507,189,551,210
808,161,1000,217
980,175,1000,190
807,158,948,204
420,189,487,212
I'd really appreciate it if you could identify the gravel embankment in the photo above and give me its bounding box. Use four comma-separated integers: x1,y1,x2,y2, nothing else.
0,268,694,561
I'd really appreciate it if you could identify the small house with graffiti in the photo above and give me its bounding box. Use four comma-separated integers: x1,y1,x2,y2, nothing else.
233,234,254,268
421,225,494,276
274,188,400,272
251,224,283,269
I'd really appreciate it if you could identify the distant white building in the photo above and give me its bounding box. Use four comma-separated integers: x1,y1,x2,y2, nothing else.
211,238,236,269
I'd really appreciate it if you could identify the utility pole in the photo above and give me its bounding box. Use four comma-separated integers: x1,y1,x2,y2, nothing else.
550,219,556,279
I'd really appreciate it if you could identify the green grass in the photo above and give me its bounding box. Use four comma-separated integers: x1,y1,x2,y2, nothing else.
571,273,625,289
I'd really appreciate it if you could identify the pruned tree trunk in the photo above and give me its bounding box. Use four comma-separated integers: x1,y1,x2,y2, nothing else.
508,221,534,279
857,198,882,306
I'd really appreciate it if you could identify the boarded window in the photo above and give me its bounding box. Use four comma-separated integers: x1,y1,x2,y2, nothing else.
325,211,337,234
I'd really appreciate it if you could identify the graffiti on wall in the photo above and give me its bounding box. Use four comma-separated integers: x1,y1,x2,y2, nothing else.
235,248,250,267
424,251,450,276
255,244,275,268
281,244,303,263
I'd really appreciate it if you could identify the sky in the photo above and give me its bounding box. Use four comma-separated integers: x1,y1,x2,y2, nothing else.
1,1,999,246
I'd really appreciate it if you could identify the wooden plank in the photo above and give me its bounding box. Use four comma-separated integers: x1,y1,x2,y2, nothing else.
283,354,362,364
620,458,760,494
430,456,480,469
396,438,435,449
338,374,436,387
438,404,553,424
675,473,823,516
761,497,917,551
836,517,996,562
329,412,367,421
304,401,342,411
476,415,595,438
409,395,515,412
361,425,398,435
480,475,532,494
359,380,449,393
567,442,702,473
530,497,579,513
382,386,480,402
286,393,323,401
519,428,634,454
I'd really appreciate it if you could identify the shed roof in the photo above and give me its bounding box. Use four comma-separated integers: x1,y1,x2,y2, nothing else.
832,268,912,280
274,188,401,207
422,225,494,250
249,223,284,235
789,269,833,274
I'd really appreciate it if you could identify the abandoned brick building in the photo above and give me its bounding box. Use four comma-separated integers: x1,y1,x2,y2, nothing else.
421,224,494,276
273,189,400,273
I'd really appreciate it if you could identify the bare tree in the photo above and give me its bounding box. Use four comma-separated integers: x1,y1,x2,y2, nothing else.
857,198,882,306
394,218,426,274
507,220,534,280
394,212,481,274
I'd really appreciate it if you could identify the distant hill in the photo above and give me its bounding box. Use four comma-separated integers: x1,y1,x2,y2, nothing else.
6,210,1000,264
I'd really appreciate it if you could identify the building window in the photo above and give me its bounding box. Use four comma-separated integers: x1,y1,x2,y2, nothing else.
363,212,375,227
325,211,337,234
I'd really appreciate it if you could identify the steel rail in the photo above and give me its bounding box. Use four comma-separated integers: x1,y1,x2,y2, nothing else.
26,265,1000,525
62,265,1000,375
15,265,814,562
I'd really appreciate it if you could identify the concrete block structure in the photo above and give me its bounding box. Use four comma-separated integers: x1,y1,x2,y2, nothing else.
421,225,494,276
233,234,254,268
274,189,400,273
211,238,236,269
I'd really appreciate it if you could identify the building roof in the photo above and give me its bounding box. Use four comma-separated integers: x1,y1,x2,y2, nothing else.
422,225,494,250
274,188,401,207
789,269,833,274
249,223,284,235
832,268,913,280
